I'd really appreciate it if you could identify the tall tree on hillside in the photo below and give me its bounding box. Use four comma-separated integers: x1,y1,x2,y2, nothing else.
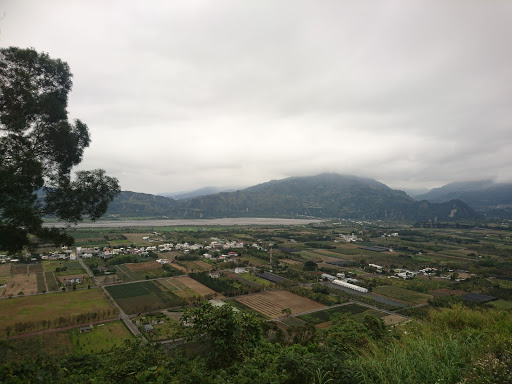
0,47,120,253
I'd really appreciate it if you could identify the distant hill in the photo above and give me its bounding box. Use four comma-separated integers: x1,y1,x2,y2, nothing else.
106,191,178,218
177,174,478,221
107,174,480,221
159,186,237,200
416,180,512,218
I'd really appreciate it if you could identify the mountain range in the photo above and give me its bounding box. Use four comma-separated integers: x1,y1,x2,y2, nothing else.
415,180,512,218
159,186,237,200
105,174,482,221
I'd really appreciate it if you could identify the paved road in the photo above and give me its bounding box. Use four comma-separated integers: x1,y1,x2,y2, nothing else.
78,258,146,341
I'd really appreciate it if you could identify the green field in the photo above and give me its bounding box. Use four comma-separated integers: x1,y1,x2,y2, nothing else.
490,299,512,309
4,321,132,361
3,331,74,362
240,273,274,287
114,265,141,282
136,314,178,341
71,321,132,354
373,285,433,305
36,272,46,292
105,281,185,314
0,289,115,337
44,271,59,291
43,260,85,276
298,303,371,324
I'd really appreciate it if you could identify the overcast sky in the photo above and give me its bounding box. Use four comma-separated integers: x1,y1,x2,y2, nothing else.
1,1,511,194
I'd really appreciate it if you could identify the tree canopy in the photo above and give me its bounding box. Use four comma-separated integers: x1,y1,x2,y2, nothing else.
0,47,120,253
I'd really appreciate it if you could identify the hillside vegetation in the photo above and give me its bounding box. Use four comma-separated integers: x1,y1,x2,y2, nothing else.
104,174,480,221
1,304,510,383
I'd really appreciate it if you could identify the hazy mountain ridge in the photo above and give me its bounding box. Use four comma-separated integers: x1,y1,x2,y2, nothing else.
105,174,480,220
106,191,178,217
416,180,512,218
159,186,238,200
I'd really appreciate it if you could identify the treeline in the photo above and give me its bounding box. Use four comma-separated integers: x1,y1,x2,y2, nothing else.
2,309,117,338
287,285,345,306
189,272,262,296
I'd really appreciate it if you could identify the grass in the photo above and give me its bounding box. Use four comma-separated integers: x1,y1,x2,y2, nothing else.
36,272,46,293
137,314,178,341
42,260,85,276
345,305,512,384
373,285,433,305
0,289,114,337
224,299,270,319
105,281,185,314
115,265,141,282
489,299,512,309
298,303,369,325
44,271,59,291
240,273,273,287
3,331,74,362
0,264,11,277
70,321,132,354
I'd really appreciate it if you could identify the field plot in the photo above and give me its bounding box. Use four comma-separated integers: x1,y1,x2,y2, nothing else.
163,276,219,298
105,280,185,314
115,264,142,282
381,314,407,326
28,264,43,273
45,271,59,291
4,331,74,362
2,273,38,296
224,272,261,288
311,249,349,258
71,321,132,354
123,232,154,244
298,303,369,324
240,273,274,287
373,285,432,305
125,261,167,279
36,272,47,292
280,259,302,265
0,263,11,277
0,289,114,337
12,264,29,274
236,290,325,319
176,260,214,272
43,260,85,276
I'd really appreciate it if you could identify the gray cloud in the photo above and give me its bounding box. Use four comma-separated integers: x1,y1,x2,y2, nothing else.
1,0,511,194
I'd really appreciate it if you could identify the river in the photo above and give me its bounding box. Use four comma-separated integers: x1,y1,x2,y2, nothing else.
43,217,323,228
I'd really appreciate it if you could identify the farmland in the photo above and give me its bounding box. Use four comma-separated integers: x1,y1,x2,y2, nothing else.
105,275,219,315
43,260,85,276
106,280,184,314
1,218,512,379
104,276,216,314
114,262,182,282
235,290,325,318
0,289,115,337
3,321,132,361
297,303,391,329
70,321,133,354
373,285,433,305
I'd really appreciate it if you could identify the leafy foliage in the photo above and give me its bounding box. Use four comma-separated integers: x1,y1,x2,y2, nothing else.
177,302,262,367
0,47,120,253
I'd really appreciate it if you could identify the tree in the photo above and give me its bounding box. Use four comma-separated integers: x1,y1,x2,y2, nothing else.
0,47,120,254
304,260,318,271
178,302,262,367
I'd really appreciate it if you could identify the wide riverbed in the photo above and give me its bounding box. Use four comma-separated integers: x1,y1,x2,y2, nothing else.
44,217,323,228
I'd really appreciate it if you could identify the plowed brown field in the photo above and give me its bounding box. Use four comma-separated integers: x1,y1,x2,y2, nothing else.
236,290,325,318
